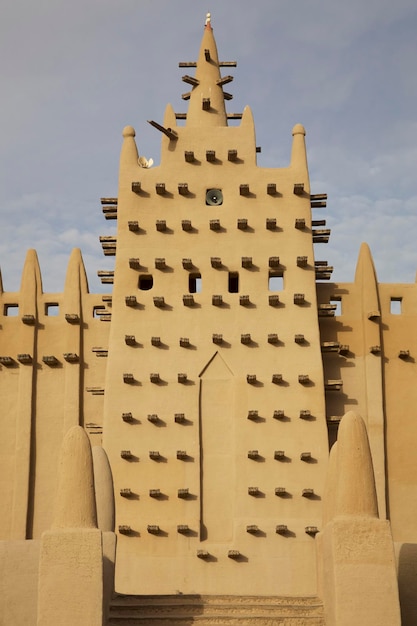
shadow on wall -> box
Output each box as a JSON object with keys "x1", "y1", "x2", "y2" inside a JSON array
[{"x1": 398, "y1": 543, "x2": 417, "y2": 626}]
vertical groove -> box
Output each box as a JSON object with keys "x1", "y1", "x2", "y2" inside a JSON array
[
  {"x1": 13, "y1": 250, "x2": 42, "y2": 539},
  {"x1": 25, "y1": 337, "x2": 37, "y2": 539},
  {"x1": 198, "y1": 378, "x2": 205, "y2": 541},
  {"x1": 199, "y1": 354, "x2": 233, "y2": 543}
]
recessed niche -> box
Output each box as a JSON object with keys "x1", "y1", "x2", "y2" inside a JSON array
[
  {"x1": 139, "y1": 275, "x2": 153, "y2": 290},
  {"x1": 228, "y1": 272, "x2": 239, "y2": 293}
]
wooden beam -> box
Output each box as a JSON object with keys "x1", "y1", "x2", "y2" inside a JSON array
[
  {"x1": 182, "y1": 75, "x2": 200, "y2": 86},
  {"x1": 147, "y1": 120, "x2": 178, "y2": 141},
  {"x1": 217, "y1": 75, "x2": 234, "y2": 86}
]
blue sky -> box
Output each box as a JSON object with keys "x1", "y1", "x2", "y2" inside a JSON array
[{"x1": 1, "y1": 0, "x2": 416, "y2": 292}]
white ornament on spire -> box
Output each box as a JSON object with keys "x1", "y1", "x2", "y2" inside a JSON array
[{"x1": 205, "y1": 12, "x2": 211, "y2": 26}]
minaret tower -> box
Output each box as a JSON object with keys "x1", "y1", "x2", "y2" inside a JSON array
[{"x1": 103, "y1": 14, "x2": 329, "y2": 596}]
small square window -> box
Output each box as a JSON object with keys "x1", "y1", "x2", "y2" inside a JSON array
[
  {"x1": 268, "y1": 271, "x2": 283, "y2": 291},
  {"x1": 45, "y1": 303, "x2": 59, "y2": 316},
  {"x1": 93, "y1": 306, "x2": 105, "y2": 318},
  {"x1": 4, "y1": 304, "x2": 19, "y2": 316},
  {"x1": 390, "y1": 298, "x2": 402, "y2": 315}
]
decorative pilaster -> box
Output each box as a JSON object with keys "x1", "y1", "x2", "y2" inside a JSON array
[
  {"x1": 12, "y1": 249, "x2": 42, "y2": 539},
  {"x1": 354, "y1": 242, "x2": 386, "y2": 516},
  {"x1": 37, "y1": 427, "x2": 104, "y2": 626},
  {"x1": 62, "y1": 248, "x2": 88, "y2": 434},
  {"x1": 318, "y1": 411, "x2": 401, "y2": 626}
]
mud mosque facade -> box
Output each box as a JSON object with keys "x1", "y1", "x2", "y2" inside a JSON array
[{"x1": 0, "y1": 14, "x2": 415, "y2": 626}]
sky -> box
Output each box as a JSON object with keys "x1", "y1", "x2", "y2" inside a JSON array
[{"x1": 1, "y1": 0, "x2": 417, "y2": 293}]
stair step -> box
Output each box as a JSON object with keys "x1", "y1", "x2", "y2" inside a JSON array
[{"x1": 108, "y1": 595, "x2": 325, "y2": 625}]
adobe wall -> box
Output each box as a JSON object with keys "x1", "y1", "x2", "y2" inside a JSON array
[
  {"x1": 102, "y1": 22, "x2": 329, "y2": 596},
  {"x1": 0, "y1": 539, "x2": 40, "y2": 626},
  {"x1": 318, "y1": 269, "x2": 417, "y2": 543},
  {"x1": 0, "y1": 251, "x2": 110, "y2": 540}
]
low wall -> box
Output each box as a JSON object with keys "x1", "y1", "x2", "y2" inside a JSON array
[{"x1": 0, "y1": 540, "x2": 40, "y2": 626}]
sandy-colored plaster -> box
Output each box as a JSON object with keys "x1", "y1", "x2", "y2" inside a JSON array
[
  {"x1": 0, "y1": 540, "x2": 40, "y2": 626},
  {"x1": 103, "y1": 22, "x2": 328, "y2": 596},
  {"x1": 0, "y1": 14, "x2": 414, "y2": 625}
]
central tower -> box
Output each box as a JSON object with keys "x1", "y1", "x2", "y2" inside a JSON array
[{"x1": 103, "y1": 14, "x2": 329, "y2": 596}]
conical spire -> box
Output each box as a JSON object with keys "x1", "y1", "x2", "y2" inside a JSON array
[
  {"x1": 119, "y1": 125, "x2": 139, "y2": 174},
  {"x1": 20, "y1": 249, "x2": 42, "y2": 319},
  {"x1": 354, "y1": 242, "x2": 381, "y2": 322},
  {"x1": 64, "y1": 248, "x2": 89, "y2": 302},
  {"x1": 52, "y1": 426, "x2": 97, "y2": 529},
  {"x1": 186, "y1": 14, "x2": 227, "y2": 127},
  {"x1": 354, "y1": 243, "x2": 381, "y2": 322},
  {"x1": 335, "y1": 411, "x2": 379, "y2": 518},
  {"x1": 354, "y1": 242, "x2": 378, "y2": 288}
]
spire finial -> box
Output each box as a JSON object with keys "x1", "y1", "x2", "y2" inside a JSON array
[{"x1": 186, "y1": 11, "x2": 226, "y2": 127}]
